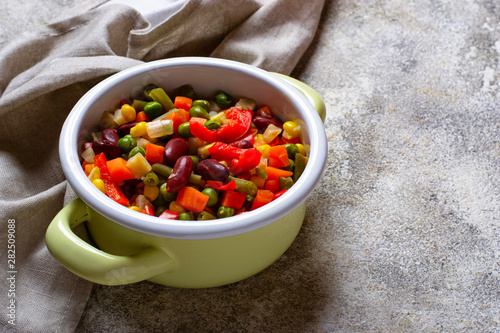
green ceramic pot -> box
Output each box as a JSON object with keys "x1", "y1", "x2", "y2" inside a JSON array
[{"x1": 46, "y1": 57, "x2": 327, "y2": 288}]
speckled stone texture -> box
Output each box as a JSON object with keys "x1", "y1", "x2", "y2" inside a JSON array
[{"x1": 2, "y1": 0, "x2": 498, "y2": 332}]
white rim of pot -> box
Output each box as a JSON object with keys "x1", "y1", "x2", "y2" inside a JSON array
[{"x1": 60, "y1": 57, "x2": 327, "y2": 240}]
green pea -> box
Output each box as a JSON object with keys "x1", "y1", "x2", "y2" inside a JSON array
[
  {"x1": 217, "y1": 206, "x2": 235, "y2": 218},
  {"x1": 173, "y1": 84, "x2": 195, "y2": 99},
  {"x1": 143, "y1": 101, "x2": 163, "y2": 119},
  {"x1": 143, "y1": 172, "x2": 159, "y2": 187},
  {"x1": 128, "y1": 146, "x2": 146, "y2": 158},
  {"x1": 192, "y1": 99, "x2": 210, "y2": 111},
  {"x1": 118, "y1": 135, "x2": 137, "y2": 153},
  {"x1": 189, "y1": 105, "x2": 210, "y2": 119},
  {"x1": 215, "y1": 91, "x2": 233, "y2": 109},
  {"x1": 284, "y1": 143, "x2": 300, "y2": 160},
  {"x1": 178, "y1": 122, "x2": 192, "y2": 138},
  {"x1": 202, "y1": 187, "x2": 218, "y2": 207},
  {"x1": 160, "y1": 183, "x2": 177, "y2": 202},
  {"x1": 204, "y1": 119, "x2": 222, "y2": 130},
  {"x1": 179, "y1": 212, "x2": 193, "y2": 220}
]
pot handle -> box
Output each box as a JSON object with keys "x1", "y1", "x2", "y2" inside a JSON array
[
  {"x1": 45, "y1": 198, "x2": 176, "y2": 285},
  {"x1": 272, "y1": 72, "x2": 326, "y2": 123}
]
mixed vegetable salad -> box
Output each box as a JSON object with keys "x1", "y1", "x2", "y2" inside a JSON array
[{"x1": 80, "y1": 84, "x2": 309, "y2": 220}]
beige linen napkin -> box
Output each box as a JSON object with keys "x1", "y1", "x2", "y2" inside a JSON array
[{"x1": 0, "y1": 0, "x2": 324, "y2": 332}]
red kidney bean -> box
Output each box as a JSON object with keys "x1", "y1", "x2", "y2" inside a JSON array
[
  {"x1": 197, "y1": 159, "x2": 229, "y2": 182},
  {"x1": 237, "y1": 140, "x2": 254, "y2": 149},
  {"x1": 252, "y1": 115, "x2": 283, "y2": 131},
  {"x1": 102, "y1": 128, "x2": 120, "y2": 144},
  {"x1": 116, "y1": 122, "x2": 139, "y2": 136},
  {"x1": 92, "y1": 140, "x2": 122, "y2": 160},
  {"x1": 163, "y1": 138, "x2": 188, "y2": 167},
  {"x1": 167, "y1": 156, "x2": 193, "y2": 193}
]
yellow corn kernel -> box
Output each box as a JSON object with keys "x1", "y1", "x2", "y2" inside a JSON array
[
  {"x1": 296, "y1": 143, "x2": 306, "y2": 155},
  {"x1": 256, "y1": 144, "x2": 271, "y2": 158},
  {"x1": 88, "y1": 166, "x2": 101, "y2": 182},
  {"x1": 130, "y1": 121, "x2": 147, "y2": 137},
  {"x1": 283, "y1": 121, "x2": 301, "y2": 138},
  {"x1": 129, "y1": 206, "x2": 140, "y2": 212},
  {"x1": 169, "y1": 201, "x2": 187, "y2": 213},
  {"x1": 92, "y1": 179, "x2": 106, "y2": 193},
  {"x1": 121, "y1": 104, "x2": 137, "y2": 122},
  {"x1": 143, "y1": 185, "x2": 159, "y2": 202},
  {"x1": 255, "y1": 134, "x2": 264, "y2": 142}
]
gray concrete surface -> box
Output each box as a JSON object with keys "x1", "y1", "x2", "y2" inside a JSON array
[{"x1": 2, "y1": 0, "x2": 498, "y2": 331}]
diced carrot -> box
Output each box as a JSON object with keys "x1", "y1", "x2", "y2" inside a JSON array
[
  {"x1": 174, "y1": 96, "x2": 193, "y2": 111},
  {"x1": 83, "y1": 162, "x2": 94, "y2": 176},
  {"x1": 221, "y1": 190, "x2": 247, "y2": 210},
  {"x1": 177, "y1": 108, "x2": 191, "y2": 124},
  {"x1": 145, "y1": 143, "x2": 165, "y2": 165},
  {"x1": 268, "y1": 145, "x2": 290, "y2": 168},
  {"x1": 135, "y1": 111, "x2": 150, "y2": 123},
  {"x1": 264, "y1": 166, "x2": 293, "y2": 180},
  {"x1": 176, "y1": 186, "x2": 209, "y2": 213},
  {"x1": 250, "y1": 190, "x2": 274, "y2": 211},
  {"x1": 264, "y1": 179, "x2": 281, "y2": 193},
  {"x1": 106, "y1": 157, "x2": 136, "y2": 183}
]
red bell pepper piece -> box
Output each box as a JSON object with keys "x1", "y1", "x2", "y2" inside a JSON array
[
  {"x1": 264, "y1": 179, "x2": 281, "y2": 193},
  {"x1": 273, "y1": 189, "x2": 288, "y2": 200},
  {"x1": 281, "y1": 136, "x2": 301, "y2": 144},
  {"x1": 159, "y1": 210, "x2": 180, "y2": 220},
  {"x1": 93, "y1": 153, "x2": 128, "y2": 206},
  {"x1": 208, "y1": 142, "x2": 247, "y2": 161},
  {"x1": 189, "y1": 108, "x2": 253, "y2": 143},
  {"x1": 205, "y1": 180, "x2": 236, "y2": 191},
  {"x1": 135, "y1": 111, "x2": 150, "y2": 123},
  {"x1": 229, "y1": 148, "x2": 261, "y2": 175},
  {"x1": 221, "y1": 190, "x2": 247, "y2": 210},
  {"x1": 228, "y1": 128, "x2": 258, "y2": 147},
  {"x1": 141, "y1": 205, "x2": 155, "y2": 216}
]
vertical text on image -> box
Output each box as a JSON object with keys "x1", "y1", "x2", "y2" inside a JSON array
[{"x1": 7, "y1": 218, "x2": 17, "y2": 326}]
